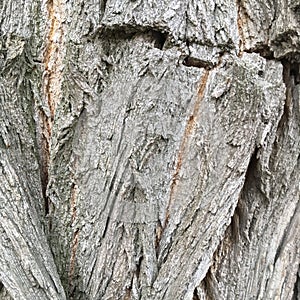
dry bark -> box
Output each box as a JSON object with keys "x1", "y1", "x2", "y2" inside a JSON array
[{"x1": 0, "y1": 0, "x2": 299, "y2": 299}]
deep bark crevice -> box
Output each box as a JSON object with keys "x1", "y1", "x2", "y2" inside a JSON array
[
  {"x1": 199, "y1": 146, "x2": 260, "y2": 298},
  {"x1": 95, "y1": 25, "x2": 169, "y2": 48},
  {"x1": 152, "y1": 30, "x2": 168, "y2": 50},
  {"x1": 200, "y1": 269, "x2": 217, "y2": 300},
  {"x1": 283, "y1": 60, "x2": 300, "y2": 87},
  {"x1": 135, "y1": 255, "x2": 143, "y2": 281},
  {"x1": 182, "y1": 56, "x2": 214, "y2": 69},
  {"x1": 101, "y1": 0, "x2": 107, "y2": 15},
  {"x1": 38, "y1": 109, "x2": 51, "y2": 216},
  {"x1": 244, "y1": 47, "x2": 275, "y2": 60},
  {"x1": 228, "y1": 145, "x2": 260, "y2": 244},
  {"x1": 192, "y1": 289, "x2": 200, "y2": 300},
  {"x1": 277, "y1": 60, "x2": 299, "y2": 131}
]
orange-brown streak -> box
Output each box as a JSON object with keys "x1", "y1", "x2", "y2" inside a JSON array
[
  {"x1": 164, "y1": 69, "x2": 210, "y2": 227},
  {"x1": 39, "y1": 0, "x2": 64, "y2": 216},
  {"x1": 43, "y1": 0, "x2": 64, "y2": 124},
  {"x1": 236, "y1": 0, "x2": 246, "y2": 56}
]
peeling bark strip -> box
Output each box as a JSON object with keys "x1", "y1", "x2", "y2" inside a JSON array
[
  {"x1": 164, "y1": 70, "x2": 210, "y2": 227},
  {"x1": 39, "y1": 0, "x2": 65, "y2": 214}
]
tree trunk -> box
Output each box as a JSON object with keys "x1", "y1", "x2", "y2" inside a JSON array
[{"x1": 0, "y1": 0, "x2": 299, "y2": 299}]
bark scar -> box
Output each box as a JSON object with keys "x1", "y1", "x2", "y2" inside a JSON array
[
  {"x1": 39, "y1": 0, "x2": 64, "y2": 215},
  {"x1": 163, "y1": 69, "x2": 210, "y2": 228}
]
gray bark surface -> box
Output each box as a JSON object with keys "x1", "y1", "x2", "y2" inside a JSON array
[{"x1": 0, "y1": 0, "x2": 299, "y2": 299}]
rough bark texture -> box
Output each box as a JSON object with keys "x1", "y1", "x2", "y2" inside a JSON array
[{"x1": 0, "y1": 0, "x2": 299, "y2": 299}]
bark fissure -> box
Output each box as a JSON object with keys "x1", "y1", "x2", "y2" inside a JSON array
[
  {"x1": 70, "y1": 183, "x2": 78, "y2": 224},
  {"x1": 199, "y1": 145, "x2": 260, "y2": 296},
  {"x1": 281, "y1": 61, "x2": 299, "y2": 125},
  {"x1": 245, "y1": 48, "x2": 275, "y2": 60},
  {"x1": 183, "y1": 56, "x2": 214, "y2": 69},
  {"x1": 192, "y1": 289, "x2": 200, "y2": 300},
  {"x1": 68, "y1": 183, "x2": 79, "y2": 296}
]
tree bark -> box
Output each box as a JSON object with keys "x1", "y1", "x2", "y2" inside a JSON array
[{"x1": 0, "y1": 0, "x2": 299, "y2": 299}]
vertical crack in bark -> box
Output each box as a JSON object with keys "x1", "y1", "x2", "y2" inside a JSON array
[
  {"x1": 68, "y1": 229, "x2": 79, "y2": 299},
  {"x1": 39, "y1": 0, "x2": 65, "y2": 215},
  {"x1": 282, "y1": 61, "x2": 293, "y2": 119},
  {"x1": 155, "y1": 221, "x2": 163, "y2": 255},
  {"x1": 277, "y1": 60, "x2": 299, "y2": 144},
  {"x1": 101, "y1": 0, "x2": 108, "y2": 15},
  {"x1": 192, "y1": 289, "x2": 200, "y2": 300},
  {"x1": 70, "y1": 183, "x2": 78, "y2": 224},
  {"x1": 163, "y1": 70, "x2": 210, "y2": 229},
  {"x1": 68, "y1": 181, "x2": 79, "y2": 296},
  {"x1": 274, "y1": 59, "x2": 300, "y2": 265}
]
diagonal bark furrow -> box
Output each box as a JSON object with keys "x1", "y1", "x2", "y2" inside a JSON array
[{"x1": 274, "y1": 196, "x2": 300, "y2": 264}]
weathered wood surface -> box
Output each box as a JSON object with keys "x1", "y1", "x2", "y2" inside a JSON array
[{"x1": 0, "y1": 0, "x2": 299, "y2": 299}]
